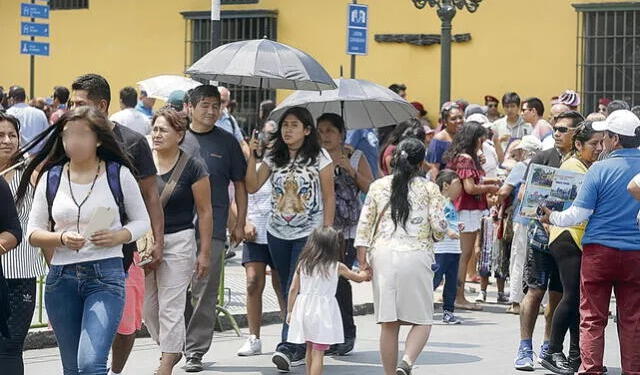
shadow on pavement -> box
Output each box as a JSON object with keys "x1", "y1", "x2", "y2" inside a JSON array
[
  {"x1": 331, "y1": 350, "x2": 482, "y2": 366},
  {"x1": 189, "y1": 364, "x2": 380, "y2": 374}
]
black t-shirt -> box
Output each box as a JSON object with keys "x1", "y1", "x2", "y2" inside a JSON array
[
  {"x1": 181, "y1": 126, "x2": 247, "y2": 240},
  {"x1": 113, "y1": 122, "x2": 157, "y2": 179},
  {"x1": 157, "y1": 152, "x2": 209, "y2": 234},
  {"x1": 525, "y1": 147, "x2": 564, "y2": 178},
  {"x1": 0, "y1": 178, "x2": 22, "y2": 244}
]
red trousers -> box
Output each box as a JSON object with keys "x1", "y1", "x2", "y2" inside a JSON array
[{"x1": 579, "y1": 244, "x2": 640, "y2": 375}]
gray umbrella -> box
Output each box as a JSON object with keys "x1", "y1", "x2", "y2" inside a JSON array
[
  {"x1": 185, "y1": 39, "x2": 337, "y2": 91},
  {"x1": 269, "y1": 78, "x2": 419, "y2": 129}
]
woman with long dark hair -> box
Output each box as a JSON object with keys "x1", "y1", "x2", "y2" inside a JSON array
[
  {"x1": 245, "y1": 106, "x2": 335, "y2": 372},
  {"x1": 378, "y1": 121, "x2": 426, "y2": 176},
  {"x1": 426, "y1": 102, "x2": 464, "y2": 179},
  {"x1": 538, "y1": 122, "x2": 604, "y2": 374},
  {"x1": 443, "y1": 122, "x2": 500, "y2": 310},
  {"x1": 20, "y1": 106, "x2": 150, "y2": 374},
  {"x1": 0, "y1": 113, "x2": 47, "y2": 375},
  {"x1": 355, "y1": 137, "x2": 447, "y2": 375}
]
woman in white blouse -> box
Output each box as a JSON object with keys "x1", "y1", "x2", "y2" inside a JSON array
[{"x1": 17, "y1": 106, "x2": 150, "y2": 375}]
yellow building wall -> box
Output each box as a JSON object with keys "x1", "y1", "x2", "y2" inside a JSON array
[{"x1": 0, "y1": 0, "x2": 627, "y2": 120}]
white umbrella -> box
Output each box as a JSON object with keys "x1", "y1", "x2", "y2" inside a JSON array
[
  {"x1": 269, "y1": 78, "x2": 419, "y2": 129},
  {"x1": 185, "y1": 39, "x2": 336, "y2": 91},
  {"x1": 137, "y1": 75, "x2": 202, "y2": 100}
]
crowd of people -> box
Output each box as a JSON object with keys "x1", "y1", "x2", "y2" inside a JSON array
[{"x1": 0, "y1": 76, "x2": 639, "y2": 375}]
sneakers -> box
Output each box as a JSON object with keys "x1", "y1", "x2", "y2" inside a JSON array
[
  {"x1": 237, "y1": 335, "x2": 262, "y2": 356},
  {"x1": 442, "y1": 310, "x2": 462, "y2": 325},
  {"x1": 514, "y1": 348, "x2": 535, "y2": 371},
  {"x1": 185, "y1": 357, "x2": 203, "y2": 373},
  {"x1": 396, "y1": 359, "x2": 412, "y2": 375},
  {"x1": 475, "y1": 290, "x2": 487, "y2": 303},
  {"x1": 539, "y1": 342, "x2": 550, "y2": 361},
  {"x1": 497, "y1": 292, "x2": 509, "y2": 304},
  {"x1": 539, "y1": 352, "x2": 574, "y2": 375},
  {"x1": 327, "y1": 336, "x2": 355, "y2": 356},
  {"x1": 272, "y1": 347, "x2": 305, "y2": 373}
]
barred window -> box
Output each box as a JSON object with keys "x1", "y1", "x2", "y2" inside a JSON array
[
  {"x1": 575, "y1": 3, "x2": 640, "y2": 112},
  {"x1": 183, "y1": 10, "x2": 277, "y2": 135},
  {"x1": 50, "y1": 0, "x2": 89, "y2": 10}
]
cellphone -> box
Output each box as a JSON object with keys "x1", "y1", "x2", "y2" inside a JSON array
[{"x1": 253, "y1": 129, "x2": 260, "y2": 139}]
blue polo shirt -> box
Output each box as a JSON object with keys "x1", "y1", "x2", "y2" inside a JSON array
[
  {"x1": 573, "y1": 148, "x2": 640, "y2": 250},
  {"x1": 346, "y1": 128, "x2": 379, "y2": 177}
]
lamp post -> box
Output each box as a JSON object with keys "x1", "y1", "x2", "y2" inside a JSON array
[{"x1": 411, "y1": 0, "x2": 481, "y2": 106}]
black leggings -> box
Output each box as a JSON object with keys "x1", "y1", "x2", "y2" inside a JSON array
[
  {"x1": 335, "y1": 239, "x2": 357, "y2": 339},
  {"x1": 0, "y1": 277, "x2": 37, "y2": 375},
  {"x1": 548, "y1": 231, "x2": 581, "y2": 356}
]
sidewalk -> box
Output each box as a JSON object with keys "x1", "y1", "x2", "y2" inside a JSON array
[{"x1": 24, "y1": 246, "x2": 375, "y2": 350}]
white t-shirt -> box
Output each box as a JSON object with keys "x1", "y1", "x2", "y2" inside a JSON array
[
  {"x1": 482, "y1": 141, "x2": 499, "y2": 178},
  {"x1": 264, "y1": 149, "x2": 332, "y2": 240},
  {"x1": 27, "y1": 165, "x2": 150, "y2": 265},
  {"x1": 110, "y1": 108, "x2": 151, "y2": 136},
  {"x1": 246, "y1": 165, "x2": 272, "y2": 245}
]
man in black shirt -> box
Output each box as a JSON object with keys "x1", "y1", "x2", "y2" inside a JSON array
[
  {"x1": 69, "y1": 74, "x2": 164, "y2": 375},
  {"x1": 514, "y1": 110, "x2": 584, "y2": 372},
  {"x1": 181, "y1": 85, "x2": 248, "y2": 372}
]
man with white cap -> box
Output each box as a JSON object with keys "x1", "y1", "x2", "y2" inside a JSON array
[{"x1": 541, "y1": 109, "x2": 640, "y2": 375}]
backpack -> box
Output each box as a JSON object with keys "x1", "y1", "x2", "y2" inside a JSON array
[
  {"x1": 333, "y1": 151, "x2": 362, "y2": 232},
  {"x1": 46, "y1": 161, "x2": 137, "y2": 271}
]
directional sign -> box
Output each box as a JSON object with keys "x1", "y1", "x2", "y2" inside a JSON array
[
  {"x1": 347, "y1": 3, "x2": 368, "y2": 56},
  {"x1": 20, "y1": 40, "x2": 50, "y2": 56},
  {"x1": 21, "y1": 21, "x2": 49, "y2": 37},
  {"x1": 21, "y1": 3, "x2": 49, "y2": 19}
]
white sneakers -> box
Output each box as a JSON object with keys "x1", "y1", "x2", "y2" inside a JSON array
[{"x1": 237, "y1": 335, "x2": 262, "y2": 356}]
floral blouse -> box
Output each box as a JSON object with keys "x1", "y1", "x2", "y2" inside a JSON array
[{"x1": 354, "y1": 175, "x2": 447, "y2": 253}]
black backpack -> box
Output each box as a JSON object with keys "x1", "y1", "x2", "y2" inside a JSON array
[{"x1": 46, "y1": 161, "x2": 136, "y2": 271}]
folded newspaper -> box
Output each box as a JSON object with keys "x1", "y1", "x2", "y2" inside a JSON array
[{"x1": 518, "y1": 164, "x2": 585, "y2": 219}]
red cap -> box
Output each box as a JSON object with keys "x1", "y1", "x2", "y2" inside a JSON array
[
  {"x1": 411, "y1": 101, "x2": 427, "y2": 117},
  {"x1": 598, "y1": 97, "x2": 611, "y2": 106}
]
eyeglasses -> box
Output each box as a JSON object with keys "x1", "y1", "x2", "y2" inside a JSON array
[{"x1": 553, "y1": 126, "x2": 571, "y2": 133}]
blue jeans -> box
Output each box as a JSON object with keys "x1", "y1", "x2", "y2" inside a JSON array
[
  {"x1": 267, "y1": 233, "x2": 307, "y2": 357},
  {"x1": 45, "y1": 258, "x2": 125, "y2": 375},
  {"x1": 433, "y1": 253, "x2": 460, "y2": 313}
]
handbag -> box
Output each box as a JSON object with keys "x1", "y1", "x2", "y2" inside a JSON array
[{"x1": 136, "y1": 152, "x2": 190, "y2": 266}]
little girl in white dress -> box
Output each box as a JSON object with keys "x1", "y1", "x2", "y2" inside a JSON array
[{"x1": 286, "y1": 227, "x2": 370, "y2": 375}]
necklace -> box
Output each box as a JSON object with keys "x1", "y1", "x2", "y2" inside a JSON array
[{"x1": 67, "y1": 161, "x2": 101, "y2": 234}]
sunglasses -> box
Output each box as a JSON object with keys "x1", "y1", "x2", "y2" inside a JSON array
[{"x1": 553, "y1": 126, "x2": 571, "y2": 133}]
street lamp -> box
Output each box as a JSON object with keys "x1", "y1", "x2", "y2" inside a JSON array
[{"x1": 411, "y1": 0, "x2": 481, "y2": 106}]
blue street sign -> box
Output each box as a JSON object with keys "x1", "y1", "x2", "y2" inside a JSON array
[
  {"x1": 347, "y1": 3, "x2": 368, "y2": 56},
  {"x1": 21, "y1": 3, "x2": 49, "y2": 19},
  {"x1": 20, "y1": 40, "x2": 50, "y2": 56},
  {"x1": 21, "y1": 21, "x2": 49, "y2": 37}
]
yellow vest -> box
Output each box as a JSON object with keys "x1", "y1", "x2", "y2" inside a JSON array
[{"x1": 548, "y1": 157, "x2": 588, "y2": 249}]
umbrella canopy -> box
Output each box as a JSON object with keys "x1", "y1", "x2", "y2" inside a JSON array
[
  {"x1": 269, "y1": 78, "x2": 418, "y2": 129},
  {"x1": 137, "y1": 75, "x2": 202, "y2": 100},
  {"x1": 185, "y1": 39, "x2": 336, "y2": 91}
]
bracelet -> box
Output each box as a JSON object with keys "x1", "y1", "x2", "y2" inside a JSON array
[
  {"x1": 60, "y1": 231, "x2": 67, "y2": 247},
  {"x1": 0, "y1": 243, "x2": 7, "y2": 254}
]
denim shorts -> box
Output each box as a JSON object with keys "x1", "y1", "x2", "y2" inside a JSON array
[{"x1": 242, "y1": 242, "x2": 274, "y2": 268}]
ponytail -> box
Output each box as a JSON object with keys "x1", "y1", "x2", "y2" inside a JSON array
[{"x1": 390, "y1": 138, "x2": 425, "y2": 230}]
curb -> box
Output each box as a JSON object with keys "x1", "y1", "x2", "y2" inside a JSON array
[{"x1": 24, "y1": 302, "x2": 376, "y2": 351}]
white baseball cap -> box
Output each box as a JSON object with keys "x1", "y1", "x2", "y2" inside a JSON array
[
  {"x1": 593, "y1": 109, "x2": 640, "y2": 136},
  {"x1": 513, "y1": 135, "x2": 542, "y2": 152},
  {"x1": 466, "y1": 113, "x2": 491, "y2": 128}
]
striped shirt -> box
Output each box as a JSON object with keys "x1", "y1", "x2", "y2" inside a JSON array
[
  {"x1": 434, "y1": 200, "x2": 461, "y2": 254},
  {"x1": 1, "y1": 167, "x2": 47, "y2": 279}
]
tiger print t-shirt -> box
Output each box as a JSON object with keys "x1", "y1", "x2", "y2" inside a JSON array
[{"x1": 264, "y1": 149, "x2": 332, "y2": 240}]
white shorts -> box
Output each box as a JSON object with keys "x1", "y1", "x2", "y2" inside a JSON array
[{"x1": 458, "y1": 210, "x2": 485, "y2": 233}]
